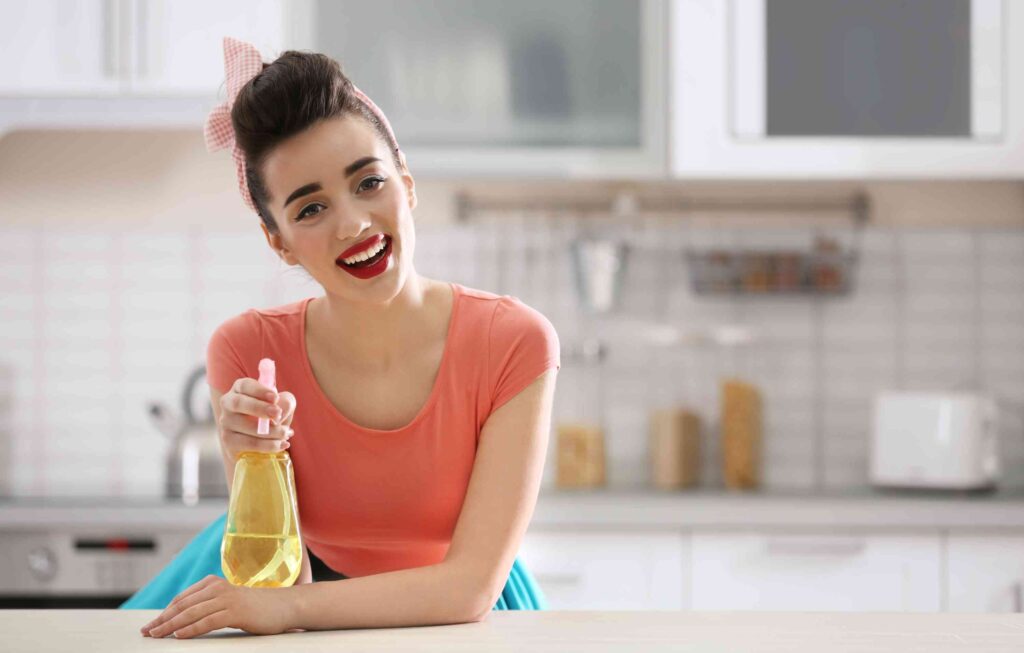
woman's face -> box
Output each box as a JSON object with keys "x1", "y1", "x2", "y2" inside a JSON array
[{"x1": 260, "y1": 115, "x2": 416, "y2": 305}]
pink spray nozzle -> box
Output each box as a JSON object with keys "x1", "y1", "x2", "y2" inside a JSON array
[
  {"x1": 258, "y1": 358, "x2": 276, "y2": 389},
  {"x1": 257, "y1": 358, "x2": 276, "y2": 436}
]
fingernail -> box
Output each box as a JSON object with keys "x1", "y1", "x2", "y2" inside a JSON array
[
  {"x1": 266, "y1": 392, "x2": 277, "y2": 401},
  {"x1": 286, "y1": 428, "x2": 294, "y2": 439}
]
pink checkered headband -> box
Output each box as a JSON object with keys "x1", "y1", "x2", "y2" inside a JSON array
[{"x1": 203, "y1": 36, "x2": 404, "y2": 214}]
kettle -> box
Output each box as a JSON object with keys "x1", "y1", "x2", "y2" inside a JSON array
[{"x1": 148, "y1": 365, "x2": 229, "y2": 505}]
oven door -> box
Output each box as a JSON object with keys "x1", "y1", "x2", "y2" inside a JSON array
[{"x1": 0, "y1": 530, "x2": 192, "y2": 609}]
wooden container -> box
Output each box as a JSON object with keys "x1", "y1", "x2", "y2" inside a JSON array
[
  {"x1": 556, "y1": 422, "x2": 606, "y2": 488},
  {"x1": 720, "y1": 379, "x2": 762, "y2": 490},
  {"x1": 649, "y1": 408, "x2": 702, "y2": 489}
]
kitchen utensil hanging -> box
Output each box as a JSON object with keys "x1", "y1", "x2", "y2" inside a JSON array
[{"x1": 456, "y1": 190, "x2": 871, "y2": 299}]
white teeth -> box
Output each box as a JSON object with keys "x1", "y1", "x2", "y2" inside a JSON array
[{"x1": 342, "y1": 238, "x2": 386, "y2": 265}]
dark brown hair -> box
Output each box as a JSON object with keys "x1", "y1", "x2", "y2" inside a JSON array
[{"x1": 230, "y1": 50, "x2": 402, "y2": 232}]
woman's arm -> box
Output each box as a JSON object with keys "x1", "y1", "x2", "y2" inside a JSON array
[{"x1": 286, "y1": 368, "x2": 557, "y2": 629}]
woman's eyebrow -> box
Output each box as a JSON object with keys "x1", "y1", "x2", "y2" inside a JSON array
[
  {"x1": 281, "y1": 156, "x2": 383, "y2": 209},
  {"x1": 344, "y1": 156, "x2": 381, "y2": 178},
  {"x1": 283, "y1": 182, "x2": 322, "y2": 209}
]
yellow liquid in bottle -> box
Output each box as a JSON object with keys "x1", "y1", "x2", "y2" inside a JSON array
[
  {"x1": 222, "y1": 451, "x2": 302, "y2": 588},
  {"x1": 222, "y1": 533, "x2": 302, "y2": 587}
]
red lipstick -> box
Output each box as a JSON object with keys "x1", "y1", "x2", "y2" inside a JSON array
[
  {"x1": 336, "y1": 235, "x2": 392, "y2": 280},
  {"x1": 339, "y1": 234, "x2": 385, "y2": 259}
]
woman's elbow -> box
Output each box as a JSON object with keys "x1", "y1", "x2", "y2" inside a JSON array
[
  {"x1": 461, "y1": 593, "x2": 496, "y2": 623},
  {"x1": 450, "y1": 569, "x2": 504, "y2": 623}
]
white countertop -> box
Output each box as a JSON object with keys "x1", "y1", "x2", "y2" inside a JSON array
[
  {"x1": 2, "y1": 488, "x2": 1024, "y2": 532},
  {"x1": 529, "y1": 488, "x2": 1024, "y2": 532},
  {"x1": 6, "y1": 610, "x2": 1024, "y2": 652}
]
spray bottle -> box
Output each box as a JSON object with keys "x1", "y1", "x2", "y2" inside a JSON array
[{"x1": 221, "y1": 358, "x2": 302, "y2": 587}]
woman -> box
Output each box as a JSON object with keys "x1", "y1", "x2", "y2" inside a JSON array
[{"x1": 133, "y1": 38, "x2": 559, "y2": 638}]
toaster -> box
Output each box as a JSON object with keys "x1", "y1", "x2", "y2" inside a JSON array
[{"x1": 870, "y1": 392, "x2": 999, "y2": 490}]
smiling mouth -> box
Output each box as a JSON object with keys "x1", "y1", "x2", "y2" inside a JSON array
[{"x1": 336, "y1": 236, "x2": 391, "y2": 269}]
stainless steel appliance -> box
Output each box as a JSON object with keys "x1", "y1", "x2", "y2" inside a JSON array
[
  {"x1": 148, "y1": 365, "x2": 228, "y2": 505},
  {"x1": 0, "y1": 498, "x2": 225, "y2": 608}
]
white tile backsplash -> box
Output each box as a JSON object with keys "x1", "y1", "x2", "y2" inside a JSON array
[{"x1": 2, "y1": 222, "x2": 1024, "y2": 495}]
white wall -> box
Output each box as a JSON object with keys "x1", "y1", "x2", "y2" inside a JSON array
[{"x1": 2, "y1": 129, "x2": 1024, "y2": 497}]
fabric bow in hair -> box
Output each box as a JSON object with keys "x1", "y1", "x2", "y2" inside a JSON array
[
  {"x1": 204, "y1": 37, "x2": 406, "y2": 215},
  {"x1": 204, "y1": 37, "x2": 264, "y2": 212}
]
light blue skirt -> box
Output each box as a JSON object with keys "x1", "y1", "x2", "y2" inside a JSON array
[{"x1": 120, "y1": 512, "x2": 547, "y2": 611}]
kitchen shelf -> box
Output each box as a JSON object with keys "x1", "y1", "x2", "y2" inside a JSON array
[{"x1": 686, "y1": 239, "x2": 857, "y2": 297}]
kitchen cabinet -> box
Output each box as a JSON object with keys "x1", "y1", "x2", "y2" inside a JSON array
[
  {"x1": 2, "y1": 0, "x2": 667, "y2": 179},
  {"x1": 0, "y1": 0, "x2": 121, "y2": 95},
  {"x1": 0, "y1": 0, "x2": 284, "y2": 96},
  {"x1": 127, "y1": 0, "x2": 284, "y2": 96},
  {"x1": 947, "y1": 535, "x2": 1024, "y2": 612},
  {"x1": 519, "y1": 530, "x2": 687, "y2": 610},
  {"x1": 689, "y1": 530, "x2": 942, "y2": 611},
  {"x1": 284, "y1": 0, "x2": 669, "y2": 178},
  {"x1": 0, "y1": 0, "x2": 284, "y2": 132},
  {"x1": 671, "y1": 0, "x2": 1024, "y2": 178}
]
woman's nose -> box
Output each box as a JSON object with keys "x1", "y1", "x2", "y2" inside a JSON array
[{"x1": 334, "y1": 209, "x2": 372, "y2": 242}]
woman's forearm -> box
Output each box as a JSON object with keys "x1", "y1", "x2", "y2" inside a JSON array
[{"x1": 285, "y1": 561, "x2": 493, "y2": 630}]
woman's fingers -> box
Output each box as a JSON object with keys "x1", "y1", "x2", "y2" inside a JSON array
[
  {"x1": 220, "y1": 413, "x2": 292, "y2": 440},
  {"x1": 233, "y1": 377, "x2": 278, "y2": 402},
  {"x1": 148, "y1": 601, "x2": 227, "y2": 639},
  {"x1": 276, "y1": 391, "x2": 297, "y2": 426},
  {"x1": 221, "y1": 390, "x2": 280, "y2": 422},
  {"x1": 166, "y1": 609, "x2": 231, "y2": 639},
  {"x1": 141, "y1": 575, "x2": 220, "y2": 635},
  {"x1": 141, "y1": 582, "x2": 221, "y2": 636},
  {"x1": 223, "y1": 430, "x2": 291, "y2": 455}
]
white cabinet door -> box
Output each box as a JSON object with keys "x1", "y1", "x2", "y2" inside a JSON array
[
  {"x1": 690, "y1": 531, "x2": 942, "y2": 612},
  {"x1": 519, "y1": 530, "x2": 687, "y2": 610},
  {"x1": 0, "y1": 0, "x2": 122, "y2": 95},
  {"x1": 947, "y1": 535, "x2": 1024, "y2": 612},
  {"x1": 129, "y1": 0, "x2": 284, "y2": 96},
  {"x1": 671, "y1": 0, "x2": 1024, "y2": 178}
]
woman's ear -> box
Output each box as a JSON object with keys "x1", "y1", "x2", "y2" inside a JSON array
[
  {"x1": 400, "y1": 156, "x2": 417, "y2": 211},
  {"x1": 260, "y1": 223, "x2": 300, "y2": 266}
]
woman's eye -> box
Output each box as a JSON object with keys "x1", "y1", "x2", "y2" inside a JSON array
[
  {"x1": 359, "y1": 176, "x2": 386, "y2": 193},
  {"x1": 296, "y1": 203, "x2": 325, "y2": 221}
]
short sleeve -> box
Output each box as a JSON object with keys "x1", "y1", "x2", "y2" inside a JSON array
[
  {"x1": 205, "y1": 312, "x2": 259, "y2": 395},
  {"x1": 488, "y1": 297, "x2": 561, "y2": 413}
]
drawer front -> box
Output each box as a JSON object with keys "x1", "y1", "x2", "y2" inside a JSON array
[
  {"x1": 947, "y1": 535, "x2": 1024, "y2": 612},
  {"x1": 691, "y1": 531, "x2": 941, "y2": 612},
  {"x1": 519, "y1": 531, "x2": 686, "y2": 610}
]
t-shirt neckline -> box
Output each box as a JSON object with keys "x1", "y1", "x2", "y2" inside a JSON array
[{"x1": 299, "y1": 282, "x2": 462, "y2": 434}]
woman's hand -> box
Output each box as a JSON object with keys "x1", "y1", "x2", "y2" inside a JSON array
[
  {"x1": 140, "y1": 575, "x2": 297, "y2": 639},
  {"x1": 217, "y1": 377, "x2": 297, "y2": 461}
]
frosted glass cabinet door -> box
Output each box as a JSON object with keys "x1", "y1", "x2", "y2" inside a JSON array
[
  {"x1": 0, "y1": 0, "x2": 122, "y2": 95},
  {"x1": 286, "y1": 0, "x2": 668, "y2": 177},
  {"x1": 672, "y1": 0, "x2": 1024, "y2": 178},
  {"x1": 733, "y1": 0, "x2": 1002, "y2": 140}
]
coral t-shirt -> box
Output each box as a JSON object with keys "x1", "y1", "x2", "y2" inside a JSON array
[{"x1": 205, "y1": 282, "x2": 560, "y2": 578}]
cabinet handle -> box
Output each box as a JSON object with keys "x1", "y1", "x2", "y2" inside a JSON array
[
  {"x1": 764, "y1": 537, "x2": 866, "y2": 557},
  {"x1": 1014, "y1": 582, "x2": 1023, "y2": 613},
  {"x1": 534, "y1": 572, "x2": 583, "y2": 586},
  {"x1": 102, "y1": 0, "x2": 118, "y2": 79},
  {"x1": 134, "y1": 0, "x2": 148, "y2": 79}
]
